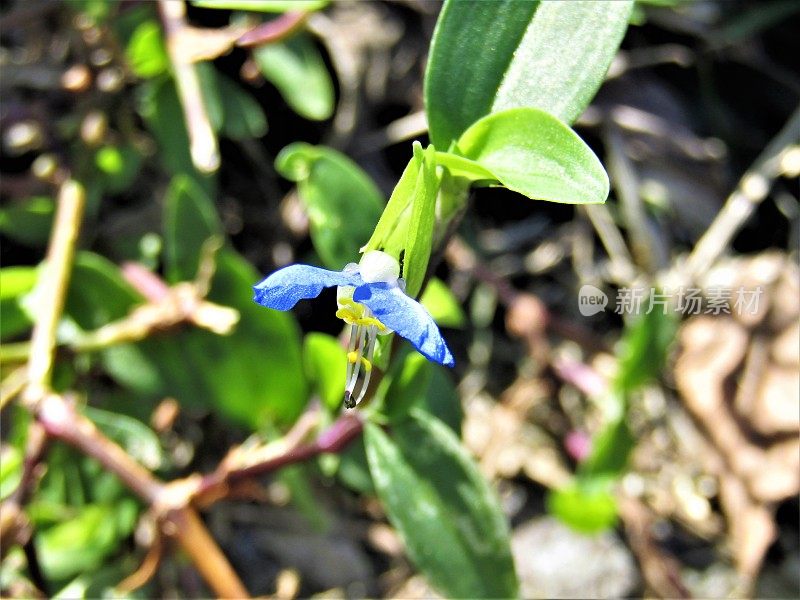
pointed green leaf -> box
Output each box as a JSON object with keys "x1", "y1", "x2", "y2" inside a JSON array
[
  {"x1": 137, "y1": 78, "x2": 211, "y2": 186},
  {"x1": 66, "y1": 253, "x2": 142, "y2": 331},
  {"x1": 276, "y1": 143, "x2": 383, "y2": 269},
  {"x1": 381, "y1": 351, "x2": 432, "y2": 422},
  {"x1": 198, "y1": 64, "x2": 268, "y2": 139},
  {"x1": 163, "y1": 174, "x2": 223, "y2": 283},
  {"x1": 424, "y1": 366, "x2": 462, "y2": 435},
  {"x1": 362, "y1": 143, "x2": 440, "y2": 297},
  {"x1": 580, "y1": 415, "x2": 635, "y2": 479},
  {"x1": 37, "y1": 502, "x2": 138, "y2": 581},
  {"x1": 362, "y1": 143, "x2": 423, "y2": 255},
  {"x1": 613, "y1": 301, "x2": 679, "y2": 393},
  {"x1": 433, "y1": 151, "x2": 496, "y2": 182},
  {"x1": 425, "y1": 0, "x2": 632, "y2": 148},
  {"x1": 402, "y1": 144, "x2": 440, "y2": 297},
  {"x1": 62, "y1": 183, "x2": 307, "y2": 429},
  {"x1": 365, "y1": 410, "x2": 518, "y2": 599},
  {"x1": 454, "y1": 108, "x2": 609, "y2": 204},
  {"x1": 82, "y1": 406, "x2": 163, "y2": 471},
  {"x1": 255, "y1": 33, "x2": 334, "y2": 121}
]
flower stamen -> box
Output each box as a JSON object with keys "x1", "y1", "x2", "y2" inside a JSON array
[{"x1": 342, "y1": 301, "x2": 382, "y2": 408}]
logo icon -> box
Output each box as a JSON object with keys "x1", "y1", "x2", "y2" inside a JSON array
[{"x1": 578, "y1": 284, "x2": 608, "y2": 316}]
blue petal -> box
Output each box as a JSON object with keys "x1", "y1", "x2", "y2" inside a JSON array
[
  {"x1": 253, "y1": 264, "x2": 362, "y2": 310},
  {"x1": 353, "y1": 283, "x2": 455, "y2": 367}
]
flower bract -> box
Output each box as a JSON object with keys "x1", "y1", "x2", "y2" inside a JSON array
[{"x1": 253, "y1": 251, "x2": 454, "y2": 408}]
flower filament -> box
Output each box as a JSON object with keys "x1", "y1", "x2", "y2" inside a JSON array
[{"x1": 337, "y1": 295, "x2": 386, "y2": 408}]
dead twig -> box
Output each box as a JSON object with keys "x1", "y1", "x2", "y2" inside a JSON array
[
  {"x1": 195, "y1": 411, "x2": 364, "y2": 504},
  {"x1": 604, "y1": 117, "x2": 669, "y2": 274},
  {"x1": 618, "y1": 495, "x2": 692, "y2": 599},
  {"x1": 158, "y1": 0, "x2": 219, "y2": 173},
  {"x1": 683, "y1": 105, "x2": 800, "y2": 281}
]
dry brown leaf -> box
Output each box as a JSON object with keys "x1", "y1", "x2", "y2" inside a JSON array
[
  {"x1": 751, "y1": 364, "x2": 800, "y2": 435},
  {"x1": 674, "y1": 253, "x2": 800, "y2": 582},
  {"x1": 462, "y1": 388, "x2": 571, "y2": 489}
]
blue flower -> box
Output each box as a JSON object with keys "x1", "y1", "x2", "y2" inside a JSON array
[{"x1": 253, "y1": 250, "x2": 454, "y2": 407}]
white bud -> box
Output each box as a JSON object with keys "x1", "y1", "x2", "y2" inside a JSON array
[{"x1": 359, "y1": 250, "x2": 400, "y2": 284}]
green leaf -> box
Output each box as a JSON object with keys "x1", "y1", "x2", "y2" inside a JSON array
[
  {"x1": 52, "y1": 561, "x2": 145, "y2": 600},
  {"x1": 0, "y1": 196, "x2": 54, "y2": 247},
  {"x1": 547, "y1": 480, "x2": 618, "y2": 534},
  {"x1": 336, "y1": 436, "x2": 374, "y2": 494},
  {"x1": 0, "y1": 267, "x2": 38, "y2": 339},
  {"x1": 454, "y1": 108, "x2": 609, "y2": 204},
  {"x1": 365, "y1": 410, "x2": 518, "y2": 599},
  {"x1": 137, "y1": 78, "x2": 197, "y2": 179},
  {"x1": 70, "y1": 0, "x2": 114, "y2": 21},
  {"x1": 202, "y1": 250, "x2": 309, "y2": 425},
  {"x1": 65, "y1": 253, "x2": 142, "y2": 331},
  {"x1": 135, "y1": 79, "x2": 182, "y2": 168},
  {"x1": 254, "y1": 33, "x2": 334, "y2": 121},
  {"x1": 0, "y1": 445, "x2": 22, "y2": 500},
  {"x1": 161, "y1": 176, "x2": 307, "y2": 424},
  {"x1": 192, "y1": 0, "x2": 328, "y2": 12},
  {"x1": 422, "y1": 366, "x2": 462, "y2": 435},
  {"x1": 549, "y1": 296, "x2": 678, "y2": 534},
  {"x1": 113, "y1": 251, "x2": 309, "y2": 427},
  {"x1": 337, "y1": 361, "x2": 461, "y2": 495},
  {"x1": 378, "y1": 348, "x2": 462, "y2": 430},
  {"x1": 382, "y1": 351, "x2": 433, "y2": 422},
  {"x1": 125, "y1": 20, "x2": 168, "y2": 78},
  {"x1": 198, "y1": 64, "x2": 268, "y2": 139},
  {"x1": 280, "y1": 464, "x2": 331, "y2": 532},
  {"x1": 95, "y1": 146, "x2": 125, "y2": 175},
  {"x1": 433, "y1": 151, "x2": 496, "y2": 182},
  {"x1": 425, "y1": 0, "x2": 633, "y2": 149},
  {"x1": 160, "y1": 178, "x2": 307, "y2": 425},
  {"x1": 362, "y1": 142, "x2": 440, "y2": 297},
  {"x1": 37, "y1": 502, "x2": 138, "y2": 581},
  {"x1": 82, "y1": 249, "x2": 308, "y2": 428},
  {"x1": 64, "y1": 254, "x2": 306, "y2": 428},
  {"x1": 420, "y1": 277, "x2": 466, "y2": 328},
  {"x1": 362, "y1": 144, "x2": 423, "y2": 255},
  {"x1": 217, "y1": 72, "x2": 269, "y2": 139},
  {"x1": 99, "y1": 345, "x2": 164, "y2": 398},
  {"x1": 304, "y1": 333, "x2": 346, "y2": 411},
  {"x1": 82, "y1": 407, "x2": 163, "y2": 470},
  {"x1": 580, "y1": 415, "x2": 635, "y2": 479},
  {"x1": 613, "y1": 301, "x2": 678, "y2": 393},
  {"x1": 163, "y1": 174, "x2": 223, "y2": 283},
  {"x1": 707, "y1": 0, "x2": 800, "y2": 47},
  {"x1": 275, "y1": 143, "x2": 384, "y2": 269},
  {"x1": 402, "y1": 144, "x2": 440, "y2": 298}
]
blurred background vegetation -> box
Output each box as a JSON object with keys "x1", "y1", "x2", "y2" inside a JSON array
[{"x1": 1, "y1": 0, "x2": 798, "y2": 598}]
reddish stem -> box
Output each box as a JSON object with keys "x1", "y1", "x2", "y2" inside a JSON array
[{"x1": 237, "y1": 11, "x2": 308, "y2": 47}]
